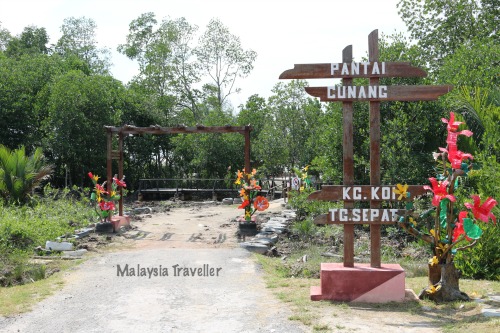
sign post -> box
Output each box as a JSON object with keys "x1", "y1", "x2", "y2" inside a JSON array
[{"x1": 279, "y1": 29, "x2": 452, "y2": 302}]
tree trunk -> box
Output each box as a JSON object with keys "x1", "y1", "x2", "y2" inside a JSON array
[{"x1": 419, "y1": 262, "x2": 470, "y2": 302}]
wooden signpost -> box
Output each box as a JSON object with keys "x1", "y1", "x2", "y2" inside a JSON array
[{"x1": 279, "y1": 30, "x2": 452, "y2": 302}]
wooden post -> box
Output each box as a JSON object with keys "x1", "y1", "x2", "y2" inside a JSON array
[
  {"x1": 368, "y1": 30, "x2": 381, "y2": 268},
  {"x1": 244, "y1": 125, "x2": 252, "y2": 174},
  {"x1": 106, "y1": 129, "x2": 113, "y2": 199},
  {"x1": 118, "y1": 131, "x2": 124, "y2": 216},
  {"x1": 342, "y1": 45, "x2": 355, "y2": 268}
]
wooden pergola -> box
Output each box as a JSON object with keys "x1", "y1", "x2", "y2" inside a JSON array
[{"x1": 105, "y1": 124, "x2": 252, "y2": 215}]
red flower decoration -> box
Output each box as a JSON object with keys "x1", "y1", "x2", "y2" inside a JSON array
[
  {"x1": 113, "y1": 177, "x2": 127, "y2": 188},
  {"x1": 253, "y1": 196, "x2": 269, "y2": 211},
  {"x1": 442, "y1": 112, "x2": 473, "y2": 136},
  {"x1": 453, "y1": 211, "x2": 472, "y2": 242},
  {"x1": 238, "y1": 200, "x2": 250, "y2": 209},
  {"x1": 464, "y1": 195, "x2": 497, "y2": 224},
  {"x1": 439, "y1": 144, "x2": 473, "y2": 169},
  {"x1": 99, "y1": 201, "x2": 115, "y2": 211},
  {"x1": 95, "y1": 184, "x2": 108, "y2": 194},
  {"x1": 423, "y1": 177, "x2": 456, "y2": 207}
]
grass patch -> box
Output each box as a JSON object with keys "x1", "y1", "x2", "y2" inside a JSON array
[
  {"x1": 257, "y1": 253, "x2": 500, "y2": 332},
  {"x1": 0, "y1": 259, "x2": 81, "y2": 316}
]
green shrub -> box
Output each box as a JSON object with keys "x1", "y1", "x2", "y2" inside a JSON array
[
  {"x1": 0, "y1": 189, "x2": 95, "y2": 254},
  {"x1": 0, "y1": 145, "x2": 53, "y2": 205},
  {"x1": 454, "y1": 223, "x2": 500, "y2": 281},
  {"x1": 288, "y1": 188, "x2": 341, "y2": 220}
]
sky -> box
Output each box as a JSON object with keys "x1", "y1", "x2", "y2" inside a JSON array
[{"x1": 0, "y1": 0, "x2": 408, "y2": 108}]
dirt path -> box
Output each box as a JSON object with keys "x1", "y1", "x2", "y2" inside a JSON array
[
  {"x1": 0, "y1": 200, "x2": 308, "y2": 333},
  {"x1": 1, "y1": 201, "x2": 493, "y2": 332}
]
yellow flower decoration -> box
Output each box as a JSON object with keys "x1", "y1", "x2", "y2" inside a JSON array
[
  {"x1": 428, "y1": 256, "x2": 439, "y2": 266},
  {"x1": 303, "y1": 165, "x2": 310, "y2": 172},
  {"x1": 245, "y1": 210, "x2": 252, "y2": 219},
  {"x1": 409, "y1": 217, "x2": 416, "y2": 227},
  {"x1": 426, "y1": 284, "x2": 441, "y2": 294},
  {"x1": 429, "y1": 229, "x2": 436, "y2": 238},
  {"x1": 393, "y1": 183, "x2": 409, "y2": 201},
  {"x1": 436, "y1": 243, "x2": 449, "y2": 254},
  {"x1": 234, "y1": 170, "x2": 243, "y2": 185},
  {"x1": 92, "y1": 174, "x2": 99, "y2": 182}
]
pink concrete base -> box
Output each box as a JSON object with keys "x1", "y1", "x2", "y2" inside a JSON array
[
  {"x1": 111, "y1": 215, "x2": 131, "y2": 233},
  {"x1": 311, "y1": 263, "x2": 406, "y2": 303}
]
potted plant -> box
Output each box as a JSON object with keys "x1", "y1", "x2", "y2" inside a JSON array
[
  {"x1": 88, "y1": 172, "x2": 127, "y2": 232},
  {"x1": 235, "y1": 168, "x2": 269, "y2": 236}
]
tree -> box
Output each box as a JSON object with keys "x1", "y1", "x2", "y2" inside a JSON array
[
  {"x1": 5, "y1": 26, "x2": 49, "y2": 57},
  {"x1": 438, "y1": 38, "x2": 500, "y2": 89},
  {"x1": 56, "y1": 17, "x2": 110, "y2": 74},
  {"x1": 0, "y1": 145, "x2": 53, "y2": 204},
  {"x1": 42, "y1": 71, "x2": 124, "y2": 186},
  {"x1": 0, "y1": 53, "x2": 69, "y2": 151},
  {"x1": 257, "y1": 80, "x2": 319, "y2": 175},
  {"x1": 118, "y1": 13, "x2": 202, "y2": 122},
  {"x1": 0, "y1": 22, "x2": 11, "y2": 51},
  {"x1": 397, "y1": 0, "x2": 499, "y2": 76},
  {"x1": 195, "y1": 18, "x2": 257, "y2": 110}
]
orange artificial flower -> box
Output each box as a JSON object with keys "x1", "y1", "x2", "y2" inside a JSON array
[{"x1": 253, "y1": 196, "x2": 269, "y2": 211}]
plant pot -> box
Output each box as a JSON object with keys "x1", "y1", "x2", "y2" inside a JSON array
[
  {"x1": 95, "y1": 221, "x2": 114, "y2": 233},
  {"x1": 238, "y1": 222, "x2": 258, "y2": 237}
]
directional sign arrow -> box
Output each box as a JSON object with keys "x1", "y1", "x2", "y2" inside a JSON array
[
  {"x1": 307, "y1": 185, "x2": 428, "y2": 202},
  {"x1": 279, "y1": 62, "x2": 427, "y2": 79},
  {"x1": 305, "y1": 85, "x2": 453, "y2": 102}
]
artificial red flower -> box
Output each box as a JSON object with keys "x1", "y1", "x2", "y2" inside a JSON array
[
  {"x1": 113, "y1": 177, "x2": 127, "y2": 188},
  {"x1": 423, "y1": 177, "x2": 456, "y2": 207},
  {"x1": 439, "y1": 144, "x2": 473, "y2": 169},
  {"x1": 95, "y1": 184, "x2": 108, "y2": 195},
  {"x1": 238, "y1": 200, "x2": 250, "y2": 209},
  {"x1": 253, "y1": 196, "x2": 269, "y2": 211},
  {"x1": 453, "y1": 211, "x2": 472, "y2": 242},
  {"x1": 464, "y1": 195, "x2": 497, "y2": 224},
  {"x1": 99, "y1": 201, "x2": 115, "y2": 211},
  {"x1": 442, "y1": 112, "x2": 473, "y2": 136},
  {"x1": 88, "y1": 172, "x2": 99, "y2": 183}
]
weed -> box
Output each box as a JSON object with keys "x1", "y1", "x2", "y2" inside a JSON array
[{"x1": 313, "y1": 323, "x2": 331, "y2": 331}]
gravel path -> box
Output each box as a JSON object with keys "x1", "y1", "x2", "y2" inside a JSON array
[{"x1": 0, "y1": 201, "x2": 307, "y2": 333}]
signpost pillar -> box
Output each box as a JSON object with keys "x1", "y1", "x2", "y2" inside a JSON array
[{"x1": 279, "y1": 29, "x2": 452, "y2": 302}]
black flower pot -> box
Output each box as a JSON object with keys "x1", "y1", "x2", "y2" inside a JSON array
[
  {"x1": 95, "y1": 221, "x2": 114, "y2": 233},
  {"x1": 238, "y1": 222, "x2": 258, "y2": 237}
]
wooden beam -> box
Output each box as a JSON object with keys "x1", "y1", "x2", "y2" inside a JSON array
[
  {"x1": 307, "y1": 185, "x2": 428, "y2": 202},
  {"x1": 104, "y1": 125, "x2": 251, "y2": 135},
  {"x1": 304, "y1": 85, "x2": 453, "y2": 102},
  {"x1": 279, "y1": 62, "x2": 427, "y2": 79}
]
